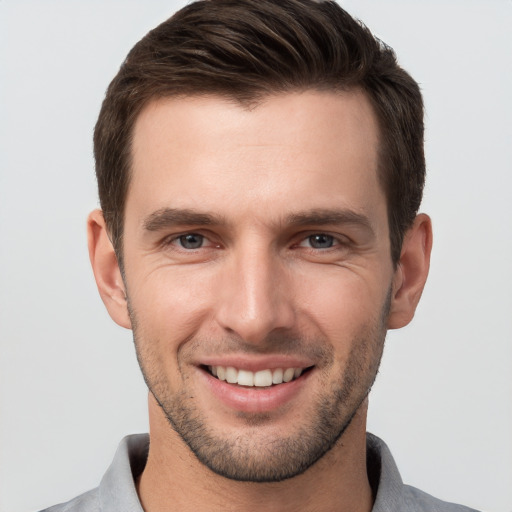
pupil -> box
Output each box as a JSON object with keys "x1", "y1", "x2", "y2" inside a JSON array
[
  {"x1": 310, "y1": 234, "x2": 333, "y2": 249},
  {"x1": 180, "y1": 234, "x2": 203, "y2": 249}
]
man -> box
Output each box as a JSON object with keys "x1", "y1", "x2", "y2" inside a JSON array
[{"x1": 43, "y1": 0, "x2": 478, "y2": 510}]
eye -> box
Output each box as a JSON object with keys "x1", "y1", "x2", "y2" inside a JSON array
[
  {"x1": 303, "y1": 234, "x2": 335, "y2": 249},
  {"x1": 176, "y1": 233, "x2": 204, "y2": 249}
]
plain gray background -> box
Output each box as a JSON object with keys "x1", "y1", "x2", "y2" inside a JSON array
[{"x1": 1, "y1": 1, "x2": 511, "y2": 511}]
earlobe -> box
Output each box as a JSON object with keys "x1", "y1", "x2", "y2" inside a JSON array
[
  {"x1": 87, "y1": 209, "x2": 132, "y2": 329},
  {"x1": 387, "y1": 213, "x2": 433, "y2": 329}
]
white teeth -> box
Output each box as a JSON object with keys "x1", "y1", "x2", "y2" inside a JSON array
[
  {"x1": 216, "y1": 366, "x2": 226, "y2": 381},
  {"x1": 225, "y1": 366, "x2": 238, "y2": 384},
  {"x1": 208, "y1": 365, "x2": 306, "y2": 387},
  {"x1": 272, "y1": 368, "x2": 283, "y2": 384},
  {"x1": 237, "y1": 369, "x2": 254, "y2": 386},
  {"x1": 254, "y1": 369, "x2": 272, "y2": 387},
  {"x1": 283, "y1": 368, "x2": 295, "y2": 382}
]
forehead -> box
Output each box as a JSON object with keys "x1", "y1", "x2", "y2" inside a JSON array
[{"x1": 128, "y1": 90, "x2": 383, "y2": 227}]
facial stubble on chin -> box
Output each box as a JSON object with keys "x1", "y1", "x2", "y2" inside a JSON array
[{"x1": 128, "y1": 291, "x2": 390, "y2": 483}]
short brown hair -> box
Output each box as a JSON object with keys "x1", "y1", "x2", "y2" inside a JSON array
[{"x1": 94, "y1": 0, "x2": 424, "y2": 266}]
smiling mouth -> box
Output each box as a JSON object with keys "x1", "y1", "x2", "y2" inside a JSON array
[{"x1": 203, "y1": 365, "x2": 313, "y2": 387}]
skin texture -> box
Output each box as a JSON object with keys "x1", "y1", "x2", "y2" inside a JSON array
[{"x1": 88, "y1": 90, "x2": 432, "y2": 512}]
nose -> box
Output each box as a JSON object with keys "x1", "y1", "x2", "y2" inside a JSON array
[{"x1": 215, "y1": 242, "x2": 296, "y2": 344}]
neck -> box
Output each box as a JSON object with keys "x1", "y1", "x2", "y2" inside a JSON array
[{"x1": 137, "y1": 396, "x2": 373, "y2": 512}]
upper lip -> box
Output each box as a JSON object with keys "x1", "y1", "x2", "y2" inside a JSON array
[{"x1": 197, "y1": 355, "x2": 315, "y2": 372}]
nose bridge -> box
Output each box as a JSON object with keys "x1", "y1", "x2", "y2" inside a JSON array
[{"x1": 216, "y1": 237, "x2": 294, "y2": 343}]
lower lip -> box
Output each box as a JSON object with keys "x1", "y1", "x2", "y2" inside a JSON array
[{"x1": 199, "y1": 368, "x2": 312, "y2": 413}]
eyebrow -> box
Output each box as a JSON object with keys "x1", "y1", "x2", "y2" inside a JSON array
[
  {"x1": 143, "y1": 208, "x2": 226, "y2": 231},
  {"x1": 142, "y1": 206, "x2": 374, "y2": 234},
  {"x1": 285, "y1": 208, "x2": 374, "y2": 232}
]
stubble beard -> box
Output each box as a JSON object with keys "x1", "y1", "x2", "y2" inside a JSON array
[{"x1": 129, "y1": 295, "x2": 389, "y2": 483}]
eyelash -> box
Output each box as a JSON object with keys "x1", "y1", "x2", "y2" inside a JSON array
[
  {"x1": 164, "y1": 232, "x2": 215, "y2": 251},
  {"x1": 298, "y1": 234, "x2": 339, "y2": 250},
  {"x1": 162, "y1": 231, "x2": 349, "y2": 252}
]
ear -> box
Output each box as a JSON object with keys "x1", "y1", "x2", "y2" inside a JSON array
[
  {"x1": 87, "y1": 209, "x2": 132, "y2": 329},
  {"x1": 387, "y1": 213, "x2": 433, "y2": 329}
]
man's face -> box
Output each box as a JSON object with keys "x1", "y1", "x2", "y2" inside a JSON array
[{"x1": 122, "y1": 91, "x2": 395, "y2": 481}]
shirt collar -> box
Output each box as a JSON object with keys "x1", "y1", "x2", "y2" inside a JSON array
[
  {"x1": 99, "y1": 434, "x2": 148, "y2": 512},
  {"x1": 366, "y1": 432, "x2": 406, "y2": 511},
  {"x1": 98, "y1": 432, "x2": 405, "y2": 511}
]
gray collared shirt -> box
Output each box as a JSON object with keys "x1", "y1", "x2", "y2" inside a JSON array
[{"x1": 41, "y1": 433, "x2": 479, "y2": 512}]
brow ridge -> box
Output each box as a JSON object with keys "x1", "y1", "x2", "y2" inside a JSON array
[
  {"x1": 142, "y1": 206, "x2": 373, "y2": 233},
  {"x1": 143, "y1": 208, "x2": 225, "y2": 231},
  {"x1": 285, "y1": 208, "x2": 373, "y2": 231}
]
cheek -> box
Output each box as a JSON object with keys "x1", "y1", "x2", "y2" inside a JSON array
[
  {"x1": 126, "y1": 255, "x2": 391, "y2": 351},
  {"x1": 294, "y1": 267, "x2": 388, "y2": 342},
  {"x1": 128, "y1": 267, "x2": 216, "y2": 347}
]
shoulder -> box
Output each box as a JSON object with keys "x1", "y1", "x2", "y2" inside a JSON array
[
  {"x1": 37, "y1": 434, "x2": 148, "y2": 512},
  {"x1": 403, "y1": 484, "x2": 481, "y2": 512},
  {"x1": 39, "y1": 488, "x2": 100, "y2": 512},
  {"x1": 366, "y1": 433, "x2": 481, "y2": 512}
]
